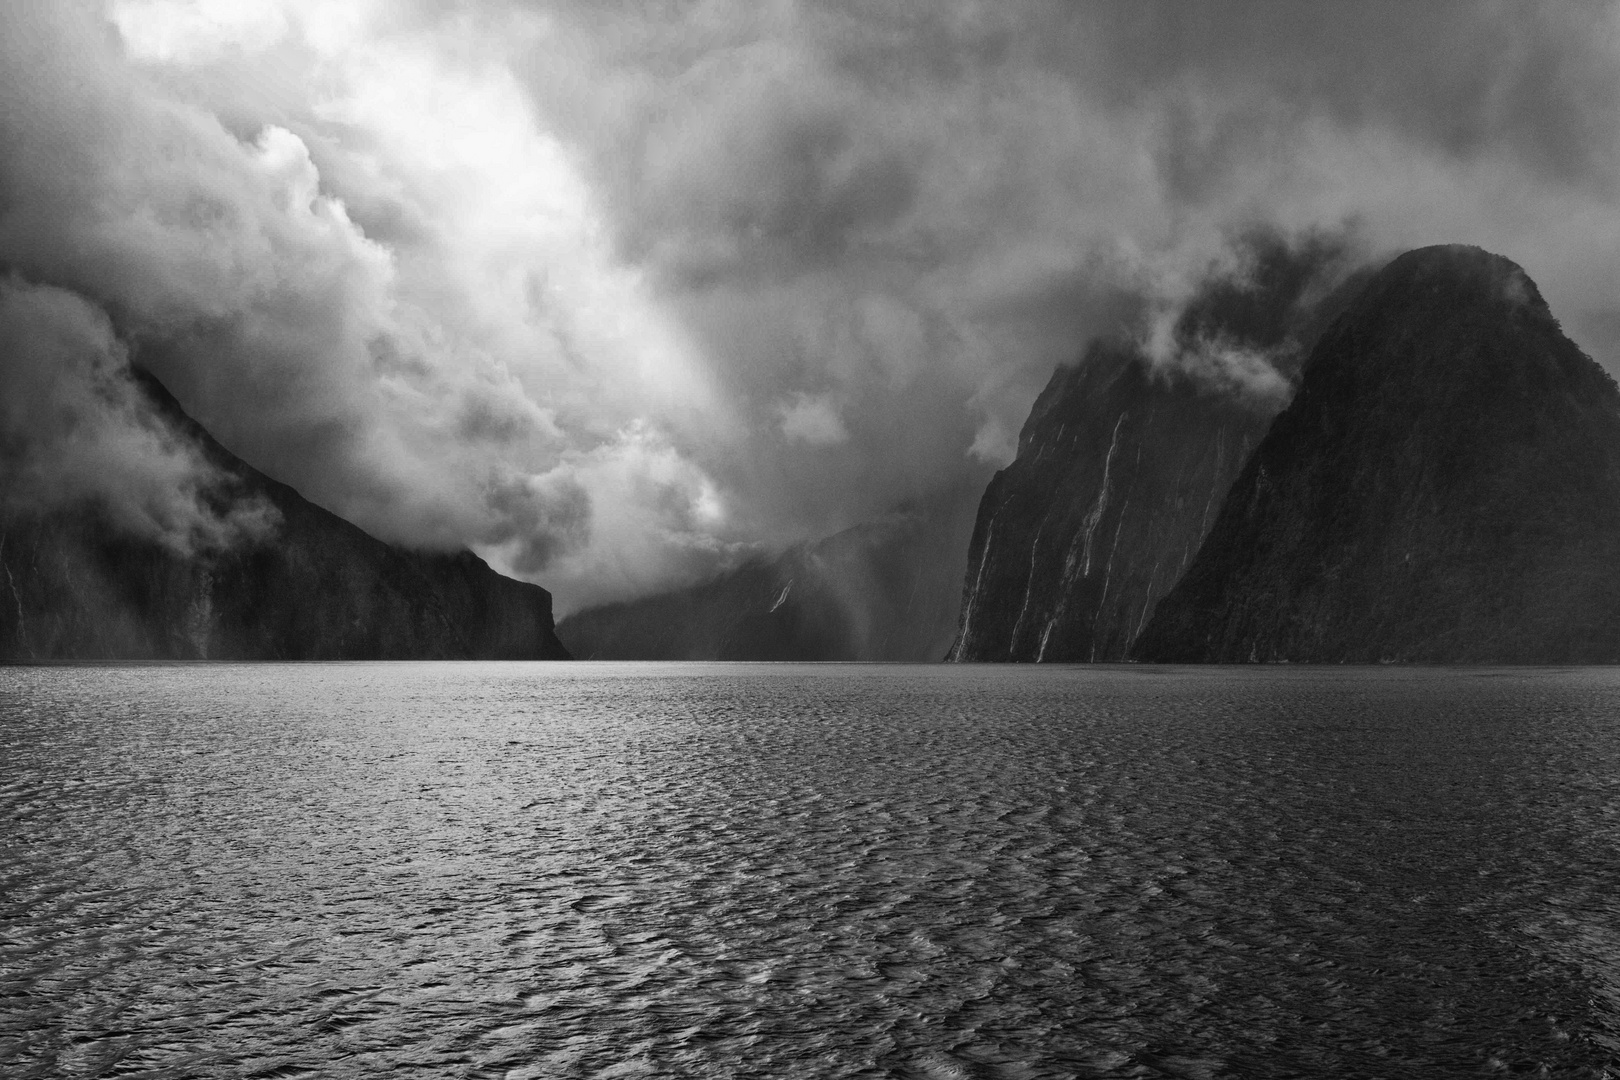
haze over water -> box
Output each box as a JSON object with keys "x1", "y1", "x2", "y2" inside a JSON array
[{"x1": 3, "y1": 664, "x2": 1620, "y2": 1078}]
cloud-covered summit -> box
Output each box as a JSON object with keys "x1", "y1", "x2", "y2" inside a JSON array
[{"x1": 6, "y1": 1, "x2": 1620, "y2": 612}]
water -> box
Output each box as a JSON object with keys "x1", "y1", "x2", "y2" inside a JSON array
[{"x1": 3, "y1": 664, "x2": 1620, "y2": 1079}]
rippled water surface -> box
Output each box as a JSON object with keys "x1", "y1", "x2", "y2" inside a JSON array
[{"x1": 5, "y1": 664, "x2": 1620, "y2": 1078}]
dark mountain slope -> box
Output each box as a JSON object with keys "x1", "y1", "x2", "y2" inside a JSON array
[
  {"x1": 0, "y1": 372, "x2": 570, "y2": 660},
  {"x1": 949, "y1": 232, "x2": 1365, "y2": 661},
  {"x1": 1135, "y1": 245, "x2": 1620, "y2": 663}
]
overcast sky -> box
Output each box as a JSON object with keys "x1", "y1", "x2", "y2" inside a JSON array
[{"x1": 4, "y1": 1, "x2": 1620, "y2": 612}]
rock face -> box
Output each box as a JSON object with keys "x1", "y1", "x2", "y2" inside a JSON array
[
  {"x1": 0, "y1": 374, "x2": 570, "y2": 661},
  {"x1": 948, "y1": 232, "x2": 1363, "y2": 661},
  {"x1": 948, "y1": 344, "x2": 1273, "y2": 661},
  {"x1": 1135, "y1": 245, "x2": 1620, "y2": 663},
  {"x1": 557, "y1": 506, "x2": 974, "y2": 661}
]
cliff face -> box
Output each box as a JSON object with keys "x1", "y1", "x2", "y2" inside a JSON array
[
  {"x1": 948, "y1": 232, "x2": 1363, "y2": 662},
  {"x1": 557, "y1": 502, "x2": 976, "y2": 661},
  {"x1": 948, "y1": 345, "x2": 1272, "y2": 661},
  {"x1": 0, "y1": 374, "x2": 570, "y2": 661},
  {"x1": 1135, "y1": 245, "x2": 1620, "y2": 663}
]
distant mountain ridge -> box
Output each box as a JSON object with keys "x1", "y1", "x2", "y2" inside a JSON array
[
  {"x1": 0, "y1": 371, "x2": 570, "y2": 661},
  {"x1": 1135, "y1": 245, "x2": 1620, "y2": 663},
  {"x1": 556, "y1": 503, "x2": 974, "y2": 661}
]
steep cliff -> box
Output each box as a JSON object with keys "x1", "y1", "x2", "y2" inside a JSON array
[
  {"x1": 1135, "y1": 245, "x2": 1620, "y2": 663},
  {"x1": 948, "y1": 345, "x2": 1271, "y2": 661},
  {"x1": 949, "y1": 232, "x2": 1364, "y2": 661},
  {"x1": 557, "y1": 500, "x2": 976, "y2": 661},
  {"x1": 0, "y1": 373, "x2": 570, "y2": 661}
]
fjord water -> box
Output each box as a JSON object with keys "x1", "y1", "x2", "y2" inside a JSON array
[{"x1": 3, "y1": 665, "x2": 1619, "y2": 1078}]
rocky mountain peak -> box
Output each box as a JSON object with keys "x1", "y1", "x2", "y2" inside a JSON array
[{"x1": 1135, "y1": 246, "x2": 1620, "y2": 663}]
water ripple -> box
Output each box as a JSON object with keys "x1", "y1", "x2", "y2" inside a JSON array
[{"x1": 2, "y1": 663, "x2": 1619, "y2": 1077}]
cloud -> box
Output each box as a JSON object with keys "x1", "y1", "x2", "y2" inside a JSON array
[
  {"x1": 108, "y1": 0, "x2": 290, "y2": 63},
  {"x1": 778, "y1": 394, "x2": 849, "y2": 446},
  {"x1": 1135, "y1": 226, "x2": 1367, "y2": 409},
  {"x1": 0, "y1": 0, "x2": 727, "y2": 610},
  {"x1": 5, "y1": 1, "x2": 1620, "y2": 612},
  {"x1": 0, "y1": 278, "x2": 277, "y2": 553}
]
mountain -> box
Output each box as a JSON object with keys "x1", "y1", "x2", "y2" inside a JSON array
[
  {"x1": 948, "y1": 231, "x2": 1365, "y2": 661},
  {"x1": 556, "y1": 500, "x2": 977, "y2": 661},
  {"x1": 1135, "y1": 245, "x2": 1620, "y2": 663},
  {"x1": 0, "y1": 372, "x2": 570, "y2": 661},
  {"x1": 947, "y1": 343, "x2": 1273, "y2": 661}
]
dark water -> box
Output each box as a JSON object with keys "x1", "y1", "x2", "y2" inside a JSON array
[{"x1": 3, "y1": 664, "x2": 1620, "y2": 1079}]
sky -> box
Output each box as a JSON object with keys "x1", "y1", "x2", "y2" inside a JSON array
[{"x1": 4, "y1": 1, "x2": 1620, "y2": 613}]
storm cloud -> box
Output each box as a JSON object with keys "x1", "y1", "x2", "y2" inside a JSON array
[
  {"x1": 5, "y1": 1, "x2": 1620, "y2": 611},
  {"x1": 0, "y1": 277, "x2": 277, "y2": 553}
]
